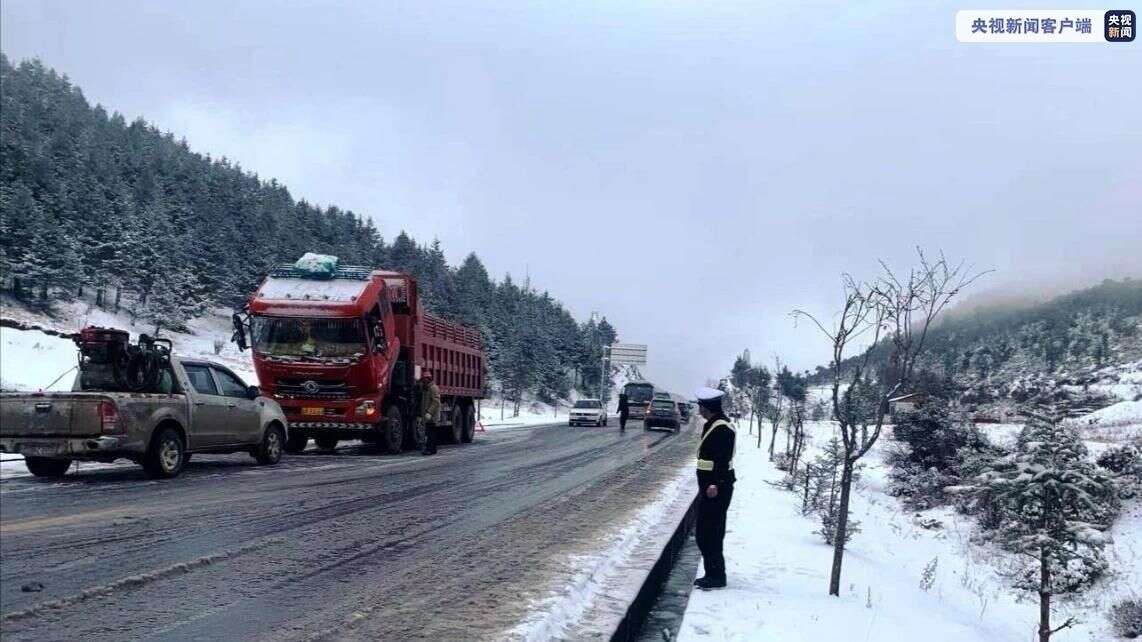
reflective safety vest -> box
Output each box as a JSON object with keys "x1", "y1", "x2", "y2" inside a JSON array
[{"x1": 696, "y1": 419, "x2": 736, "y2": 472}]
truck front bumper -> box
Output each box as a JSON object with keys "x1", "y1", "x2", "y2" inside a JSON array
[
  {"x1": 0, "y1": 435, "x2": 125, "y2": 459},
  {"x1": 289, "y1": 422, "x2": 378, "y2": 432}
]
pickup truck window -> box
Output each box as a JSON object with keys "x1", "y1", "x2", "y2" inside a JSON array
[
  {"x1": 213, "y1": 368, "x2": 248, "y2": 398},
  {"x1": 184, "y1": 364, "x2": 220, "y2": 395}
]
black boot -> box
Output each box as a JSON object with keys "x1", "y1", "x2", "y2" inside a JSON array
[{"x1": 694, "y1": 576, "x2": 726, "y2": 590}]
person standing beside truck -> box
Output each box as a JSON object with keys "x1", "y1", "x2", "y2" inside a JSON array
[
  {"x1": 618, "y1": 393, "x2": 629, "y2": 432},
  {"x1": 421, "y1": 372, "x2": 441, "y2": 455},
  {"x1": 693, "y1": 386, "x2": 736, "y2": 590}
]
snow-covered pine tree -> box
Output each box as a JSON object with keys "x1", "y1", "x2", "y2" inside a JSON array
[
  {"x1": 808, "y1": 436, "x2": 861, "y2": 546},
  {"x1": 961, "y1": 407, "x2": 1117, "y2": 642}
]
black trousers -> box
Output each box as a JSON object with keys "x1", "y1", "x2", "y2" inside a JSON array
[
  {"x1": 423, "y1": 420, "x2": 437, "y2": 454},
  {"x1": 695, "y1": 482, "x2": 734, "y2": 580},
  {"x1": 619, "y1": 413, "x2": 628, "y2": 430}
]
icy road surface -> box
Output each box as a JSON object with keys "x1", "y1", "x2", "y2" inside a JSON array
[{"x1": 0, "y1": 420, "x2": 696, "y2": 641}]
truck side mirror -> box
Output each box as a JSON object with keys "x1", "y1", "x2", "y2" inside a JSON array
[{"x1": 231, "y1": 313, "x2": 248, "y2": 352}]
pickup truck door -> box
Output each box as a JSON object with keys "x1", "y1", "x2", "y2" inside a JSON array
[
  {"x1": 181, "y1": 363, "x2": 232, "y2": 449},
  {"x1": 211, "y1": 367, "x2": 262, "y2": 446}
]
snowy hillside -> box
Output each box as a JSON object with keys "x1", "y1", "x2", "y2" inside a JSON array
[{"x1": 680, "y1": 420, "x2": 1142, "y2": 642}]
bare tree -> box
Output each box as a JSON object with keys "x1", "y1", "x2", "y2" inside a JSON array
[
  {"x1": 793, "y1": 249, "x2": 985, "y2": 596},
  {"x1": 784, "y1": 401, "x2": 808, "y2": 488},
  {"x1": 764, "y1": 357, "x2": 786, "y2": 460}
]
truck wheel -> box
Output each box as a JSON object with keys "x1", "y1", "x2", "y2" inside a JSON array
[
  {"x1": 379, "y1": 406, "x2": 403, "y2": 454},
  {"x1": 255, "y1": 423, "x2": 285, "y2": 465},
  {"x1": 285, "y1": 432, "x2": 309, "y2": 454},
  {"x1": 315, "y1": 435, "x2": 339, "y2": 451},
  {"x1": 25, "y1": 457, "x2": 72, "y2": 478},
  {"x1": 461, "y1": 404, "x2": 475, "y2": 443},
  {"x1": 411, "y1": 417, "x2": 429, "y2": 452},
  {"x1": 143, "y1": 426, "x2": 186, "y2": 479},
  {"x1": 446, "y1": 407, "x2": 463, "y2": 444}
]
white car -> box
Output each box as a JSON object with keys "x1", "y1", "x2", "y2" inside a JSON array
[{"x1": 569, "y1": 399, "x2": 608, "y2": 426}]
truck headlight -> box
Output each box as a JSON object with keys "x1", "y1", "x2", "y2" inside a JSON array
[{"x1": 355, "y1": 400, "x2": 377, "y2": 417}]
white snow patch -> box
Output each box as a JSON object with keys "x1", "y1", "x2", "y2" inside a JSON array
[
  {"x1": 255, "y1": 276, "x2": 368, "y2": 302},
  {"x1": 0, "y1": 327, "x2": 79, "y2": 392}
]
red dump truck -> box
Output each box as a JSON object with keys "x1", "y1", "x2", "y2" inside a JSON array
[{"x1": 233, "y1": 255, "x2": 485, "y2": 454}]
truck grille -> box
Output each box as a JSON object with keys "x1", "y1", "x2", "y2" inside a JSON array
[{"x1": 274, "y1": 378, "x2": 353, "y2": 399}]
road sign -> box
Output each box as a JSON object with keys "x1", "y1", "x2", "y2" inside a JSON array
[{"x1": 609, "y1": 343, "x2": 647, "y2": 365}]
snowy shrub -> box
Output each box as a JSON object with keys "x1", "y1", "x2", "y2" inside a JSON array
[
  {"x1": 892, "y1": 400, "x2": 981, "y2": 471},
  {"x1": 212, "y1": 338, "x2": 225, "y2": 355},
  {"x1": 957, "y1": 408, "x2": 1119, "y2": 609},
  {"x1": 817, "y1": 504, "x2": 860, "y2": 547},
  {"x1": 919, "y1": 557, "x2": 938, "y2": 591},
  {"x1": 1097, "y1": 442, "x2": 1140, "y2": 474},
  {"x1": 772, "y1": 451, "x2": 792, "y2": 472},
  {"x1": 1098, "y1": 441, "x2": 1142, "y2": 500},
  {"x1": 802, "y1": 437, "x2": 862, "y2": 545},
  {"x1": 1109, "y1": 598, "x2": 1142, "y2": 639}
]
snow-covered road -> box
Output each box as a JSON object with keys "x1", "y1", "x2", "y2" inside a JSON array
[{"x1": 0, "y1": 419, "x2": 696, "y2": 641}]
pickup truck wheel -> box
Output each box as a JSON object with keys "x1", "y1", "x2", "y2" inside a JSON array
[
  {"x1": 143, "y1": 427, "x2": 186, "y2": 479},
  {"x1": 460, "y1": 404, "x2": 475, "y2": 443},
  {"x1": 315, "y1": 436, "x2": 339, "y2": 451},
  {"x1": 25, "y1": 457, "x2": 72, "y2": 478},
  {"x1": 255, "y1": 424, "x2": 285, "y2": 465},
  {"x1": 380, "y1": 406, "x2": 403, "y2": 454}
]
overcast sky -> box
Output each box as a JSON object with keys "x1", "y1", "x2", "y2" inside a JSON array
[{"x1": 3, "y1": 1, "x2": 1140, "y2": 393}]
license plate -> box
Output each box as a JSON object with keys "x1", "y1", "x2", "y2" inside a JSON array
[
  {"x1": 302, "y1": 407, "x2": 324, "y2": 416},
  {"x1": 21, "y1": 445, "x2": 57, "y2": 456}
]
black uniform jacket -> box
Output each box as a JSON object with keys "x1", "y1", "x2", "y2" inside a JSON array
[{"x1": 697, "y1": 412, "x2": 736, "y2": 491}]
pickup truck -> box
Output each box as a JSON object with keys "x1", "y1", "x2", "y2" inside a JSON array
[{"x1": 0, "y1": 355, "x2": 288, "y2": 479}]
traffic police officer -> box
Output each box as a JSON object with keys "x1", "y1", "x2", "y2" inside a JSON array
[{"x1": 693, "y1": 386, "x2": 735, "y2": 590}]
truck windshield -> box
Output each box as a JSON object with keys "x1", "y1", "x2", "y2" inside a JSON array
[{"x1": 251, "y1": 316, "x2": 366, "y2": 358}]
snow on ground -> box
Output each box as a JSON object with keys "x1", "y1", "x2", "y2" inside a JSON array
[
  {"x1": 510, "y1": 468, "x2": 694, "y2": 641},
  {"x1": 0, "y1": 326, "x2": 79, "y2": 392},
  {"x1": 1, "y1": 296, "x2": 257, "y2": 385},
  {"x1": 678, "y1": 420, "x2": 1140, "y2": 642}
]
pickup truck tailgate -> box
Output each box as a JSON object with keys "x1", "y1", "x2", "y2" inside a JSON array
[{"x1": 0, "y1": 394, "x2": 108, "y2": 437}]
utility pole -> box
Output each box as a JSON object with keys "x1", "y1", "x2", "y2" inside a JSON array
[{"x1": 600, "y1": 344, "x2": 611, "y2": 403}]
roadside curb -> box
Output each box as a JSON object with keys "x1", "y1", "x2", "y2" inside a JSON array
[{"x1": 609, "y1": 494, "x2": 698, "y2": 642}]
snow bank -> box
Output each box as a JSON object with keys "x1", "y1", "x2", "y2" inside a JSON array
[
  {"x1": 1077, "y1": 399, "x2": 1142, "y2": 428},
  {"x1": 1073, "y1": 400, "x2": 1142, "y2": 444},
  {"x1": 510, "y1": 470, "x2": 693, "y2": 641},
  {"x1": 678, "y1": 420, "x2": 1135, "y2": 642}
]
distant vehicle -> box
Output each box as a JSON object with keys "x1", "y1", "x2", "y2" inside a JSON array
[
  {"x1": 0, "y1": 327, "x2": 287, "y2": 479},
  {"x1": 623, "y1": 381, "x2": 655, "y2": 419},
  {"x1": 678, "y1": 401, "x2": 693, "y2": 421},
  {"x1": 569, "y1": 399, "x2": 608, "y2": 426},
  {"x1": 235, "y1": 254, "x2": 485, "y2": 454},
  {"x1": 644, "y1": 397, "x2": 681, "y2": 432}
]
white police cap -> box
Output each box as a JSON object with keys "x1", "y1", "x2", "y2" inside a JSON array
[{"x1": 694, "y1": 387, "x2": 725, "y2": 403}]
